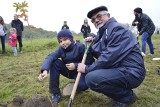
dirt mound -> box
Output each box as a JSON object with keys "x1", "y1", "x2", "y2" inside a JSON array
[
  {"x1": 23, "y1": 95, "x2": 53, "y2": 107},
  {"x1": 12, "y1": 95, "x2": 24, "y2": 107},
  {"x1": 0, "y1": 95, "x2": 54, "y2": 107}
]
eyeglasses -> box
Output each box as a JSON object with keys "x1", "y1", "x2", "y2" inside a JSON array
[{"x1": 91, "y1": 13, "x2": 107, "y2": 23}]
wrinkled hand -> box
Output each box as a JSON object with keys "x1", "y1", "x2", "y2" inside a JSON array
[
  {"x1": 66, "y1": 63, "x2": 75, "y2": 70},
  {"x1": 85, "y1": 36, "x2": 93, "y2": 42},
  {"x1": 77, "y1": 63, "x2": 86, "y2": 73},
  {"x1": 38, "y1": 70, "x2": 48, "y2": 82}
]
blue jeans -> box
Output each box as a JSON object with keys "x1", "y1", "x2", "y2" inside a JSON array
[
  {"x1": 0, "y1": 36, "x2": 5, "y2": 52},
  {"x1": 85, "y1": 68, "x2": 144, "y2": 103},
  {"x1": 49, "y1": 59, "x2": 88, "y2": 94},
  {"x1": 141, "y1": 32, "x2": 154, "y2": 54}
]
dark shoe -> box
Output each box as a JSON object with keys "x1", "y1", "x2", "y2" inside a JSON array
[
  {"x1": 20, "y1": 47, "x2": 22, "y2": 54},
  {"x1": 2, "y1": 50, "x2": 5, "y2": 54},
  {"x1": 51, "y1": 94, "x2": 60, "y2": 104},
  {"x1": 129, "y1": 92, "x2": 137, "y2": 104},
  {"x1": 110, "y1": 93, "x2": 137, "y2": 107},
  {"x1": 110, "y1": 102, "x2": 127, "y2": 107},
  {"x1": 158, "y1": 68, "x2": 160, "y2": 75}
]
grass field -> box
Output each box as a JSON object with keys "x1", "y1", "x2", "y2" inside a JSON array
[{"x1": 0, "y1": 35, "x2": 160, "y2": 107}]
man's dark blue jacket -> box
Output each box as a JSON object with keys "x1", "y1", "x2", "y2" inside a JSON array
[{"x1": 86, "y1": 17, "x2": 146, "y2": 79}]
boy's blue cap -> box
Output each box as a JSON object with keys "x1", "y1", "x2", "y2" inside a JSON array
[{"x1": 57, "y1": 29, "x2": 73, "y2": 41}]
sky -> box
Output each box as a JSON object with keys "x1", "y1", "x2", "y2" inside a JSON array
[{"x1": 0, "y1": 0, "x2": 160, "y2": 33}]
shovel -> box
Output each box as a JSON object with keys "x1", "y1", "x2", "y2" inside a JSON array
[{"x1": 67, "y1": 39, "x2": 93, "y2": 107}]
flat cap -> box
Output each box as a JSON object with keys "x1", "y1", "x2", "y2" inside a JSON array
[
  {"x1": 134, "y1": 7, "x2": 142, "y2": 13},
  {"x1": 87, "y1": 6, "x2": 108, "y2": 19}
]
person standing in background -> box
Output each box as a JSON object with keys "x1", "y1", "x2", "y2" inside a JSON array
[
  {"x1": 0, "y1": 16, "x2": 7, "y2": 54},
  {"x1": 81, "y1": 18, "x2": 91, "y2": 44},
  {"x1": 11, "y1": 14, "x2": 24, "y2": 54},
  {"x1": 132, "y1": 7, "x2": 155, "y2": 57},
  {"x1": 61, "y1": 21, "x2": 69, "y2": 30}
]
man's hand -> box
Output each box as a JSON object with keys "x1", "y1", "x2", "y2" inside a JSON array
[
  {"x1": 134, "y1": 21, "x2": 139, "y2": 25},
  {"x1": 136, "y1": 34, "x2": 139, "y2": 38},
  {"x1": 66, "y1": 63, "x2": 75, "y2": 70},
  {"x1": 38, "y1": 70, "x2": 48, "y2": 82},
  {"x1": 85, "y1": 36, "x2": 93, "y2": 42},
  {"x1": 77, "y1": 63, "x2": 86, "y2": 73}
]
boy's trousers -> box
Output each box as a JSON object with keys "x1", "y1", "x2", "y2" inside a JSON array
[{"x1": 49, "y1": 59, "x2": 88, "y2": 95}]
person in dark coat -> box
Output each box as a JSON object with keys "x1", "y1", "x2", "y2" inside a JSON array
[
  {"x1": 38, "y1": 29, "x2": 94, "y2": 104},
  {"x1": 61, "y1": 21, "x2": 69, "y2": 30},
  {"x1": 132, "y1": 7, "x2": 155, "y2": 56},
  {"x1": 11, "y1": 14, "x2": 24, "y2": 53},
  {"x1": 77, "y1": 6, "x2": 146, "y2": 107},
  {"x1": 81, "y1": 18, "x2": 91, "y2": 44}
]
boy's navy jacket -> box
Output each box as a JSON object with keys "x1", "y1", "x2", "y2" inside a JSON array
[
  {"x1": 41, "y1": 41, "x2": 94, "y2": 72},
  {"x1": 86, "y1": 17, "x2": 146, "y2": 78}
]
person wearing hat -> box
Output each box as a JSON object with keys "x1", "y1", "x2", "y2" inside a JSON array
[
  {"x1": 38, "y1": 29, "x2": 94, "y2": 104},
  {"x1": 132, "y1": 7, "x2": 155, "y2": 57},
  {"x1": 77, "y1": 6, "x2": 146, "y2": 107}
]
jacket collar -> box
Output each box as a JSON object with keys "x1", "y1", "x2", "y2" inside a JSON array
[
  {"x1": 97, "y1": 17, "x2": 117, "y2": 40},
  {"x1": 64, "y1": 41, "x2": 75, "y2": 51}
]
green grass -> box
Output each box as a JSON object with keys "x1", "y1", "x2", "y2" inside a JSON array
[{"x1": 0, "y1": 35, "x2": 160, "y2": 107}]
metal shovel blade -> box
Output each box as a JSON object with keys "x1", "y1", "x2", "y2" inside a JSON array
[{"x1": 68, "y1": 98, "x2": 72, "y2": 107}]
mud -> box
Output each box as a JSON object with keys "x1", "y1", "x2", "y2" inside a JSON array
[{"x1": 0, "y1": 95, "x2": 54, "y2": 107}]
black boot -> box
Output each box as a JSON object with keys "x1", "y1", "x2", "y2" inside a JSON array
[
  {"x1": 2, "y1": 50, "x2": 5, "y2": 54},
  {"x1": 158, "y1": 67, "x2": 160, "y2": 75},
  {"x1": 20, "y1": 47, "x2": 22, "y2": 54}
]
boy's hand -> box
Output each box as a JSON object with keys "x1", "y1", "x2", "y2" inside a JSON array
[
  {"x1": 66, "y1": 63, "x2": 75, "y2": 70},
  {"x1": 38, "y1": 70, "x2": 48, "y2": 81}
]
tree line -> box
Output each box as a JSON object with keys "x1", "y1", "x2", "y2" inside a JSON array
[
  {"x1": 5, "y1": 24, "x2": 83, "y2": 42},
  {"x1": 5, "y1": 24, "x2": 57, "y2": 40}
]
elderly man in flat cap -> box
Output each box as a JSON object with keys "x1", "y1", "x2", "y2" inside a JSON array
[
  {"x1": 132, "y1": 7, "x2": 155, "y2": 57},
  {"x1": 77, "y1": 6, "x2": 146, "y2": 107}
]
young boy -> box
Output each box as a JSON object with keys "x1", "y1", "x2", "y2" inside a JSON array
[{"x1": 38, "y1": 29, "x2": 94, "y2": 104}]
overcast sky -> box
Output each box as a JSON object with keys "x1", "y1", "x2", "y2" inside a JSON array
[{"x1": 1, "y1": 0, "x2": 160, "y2": 33}]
